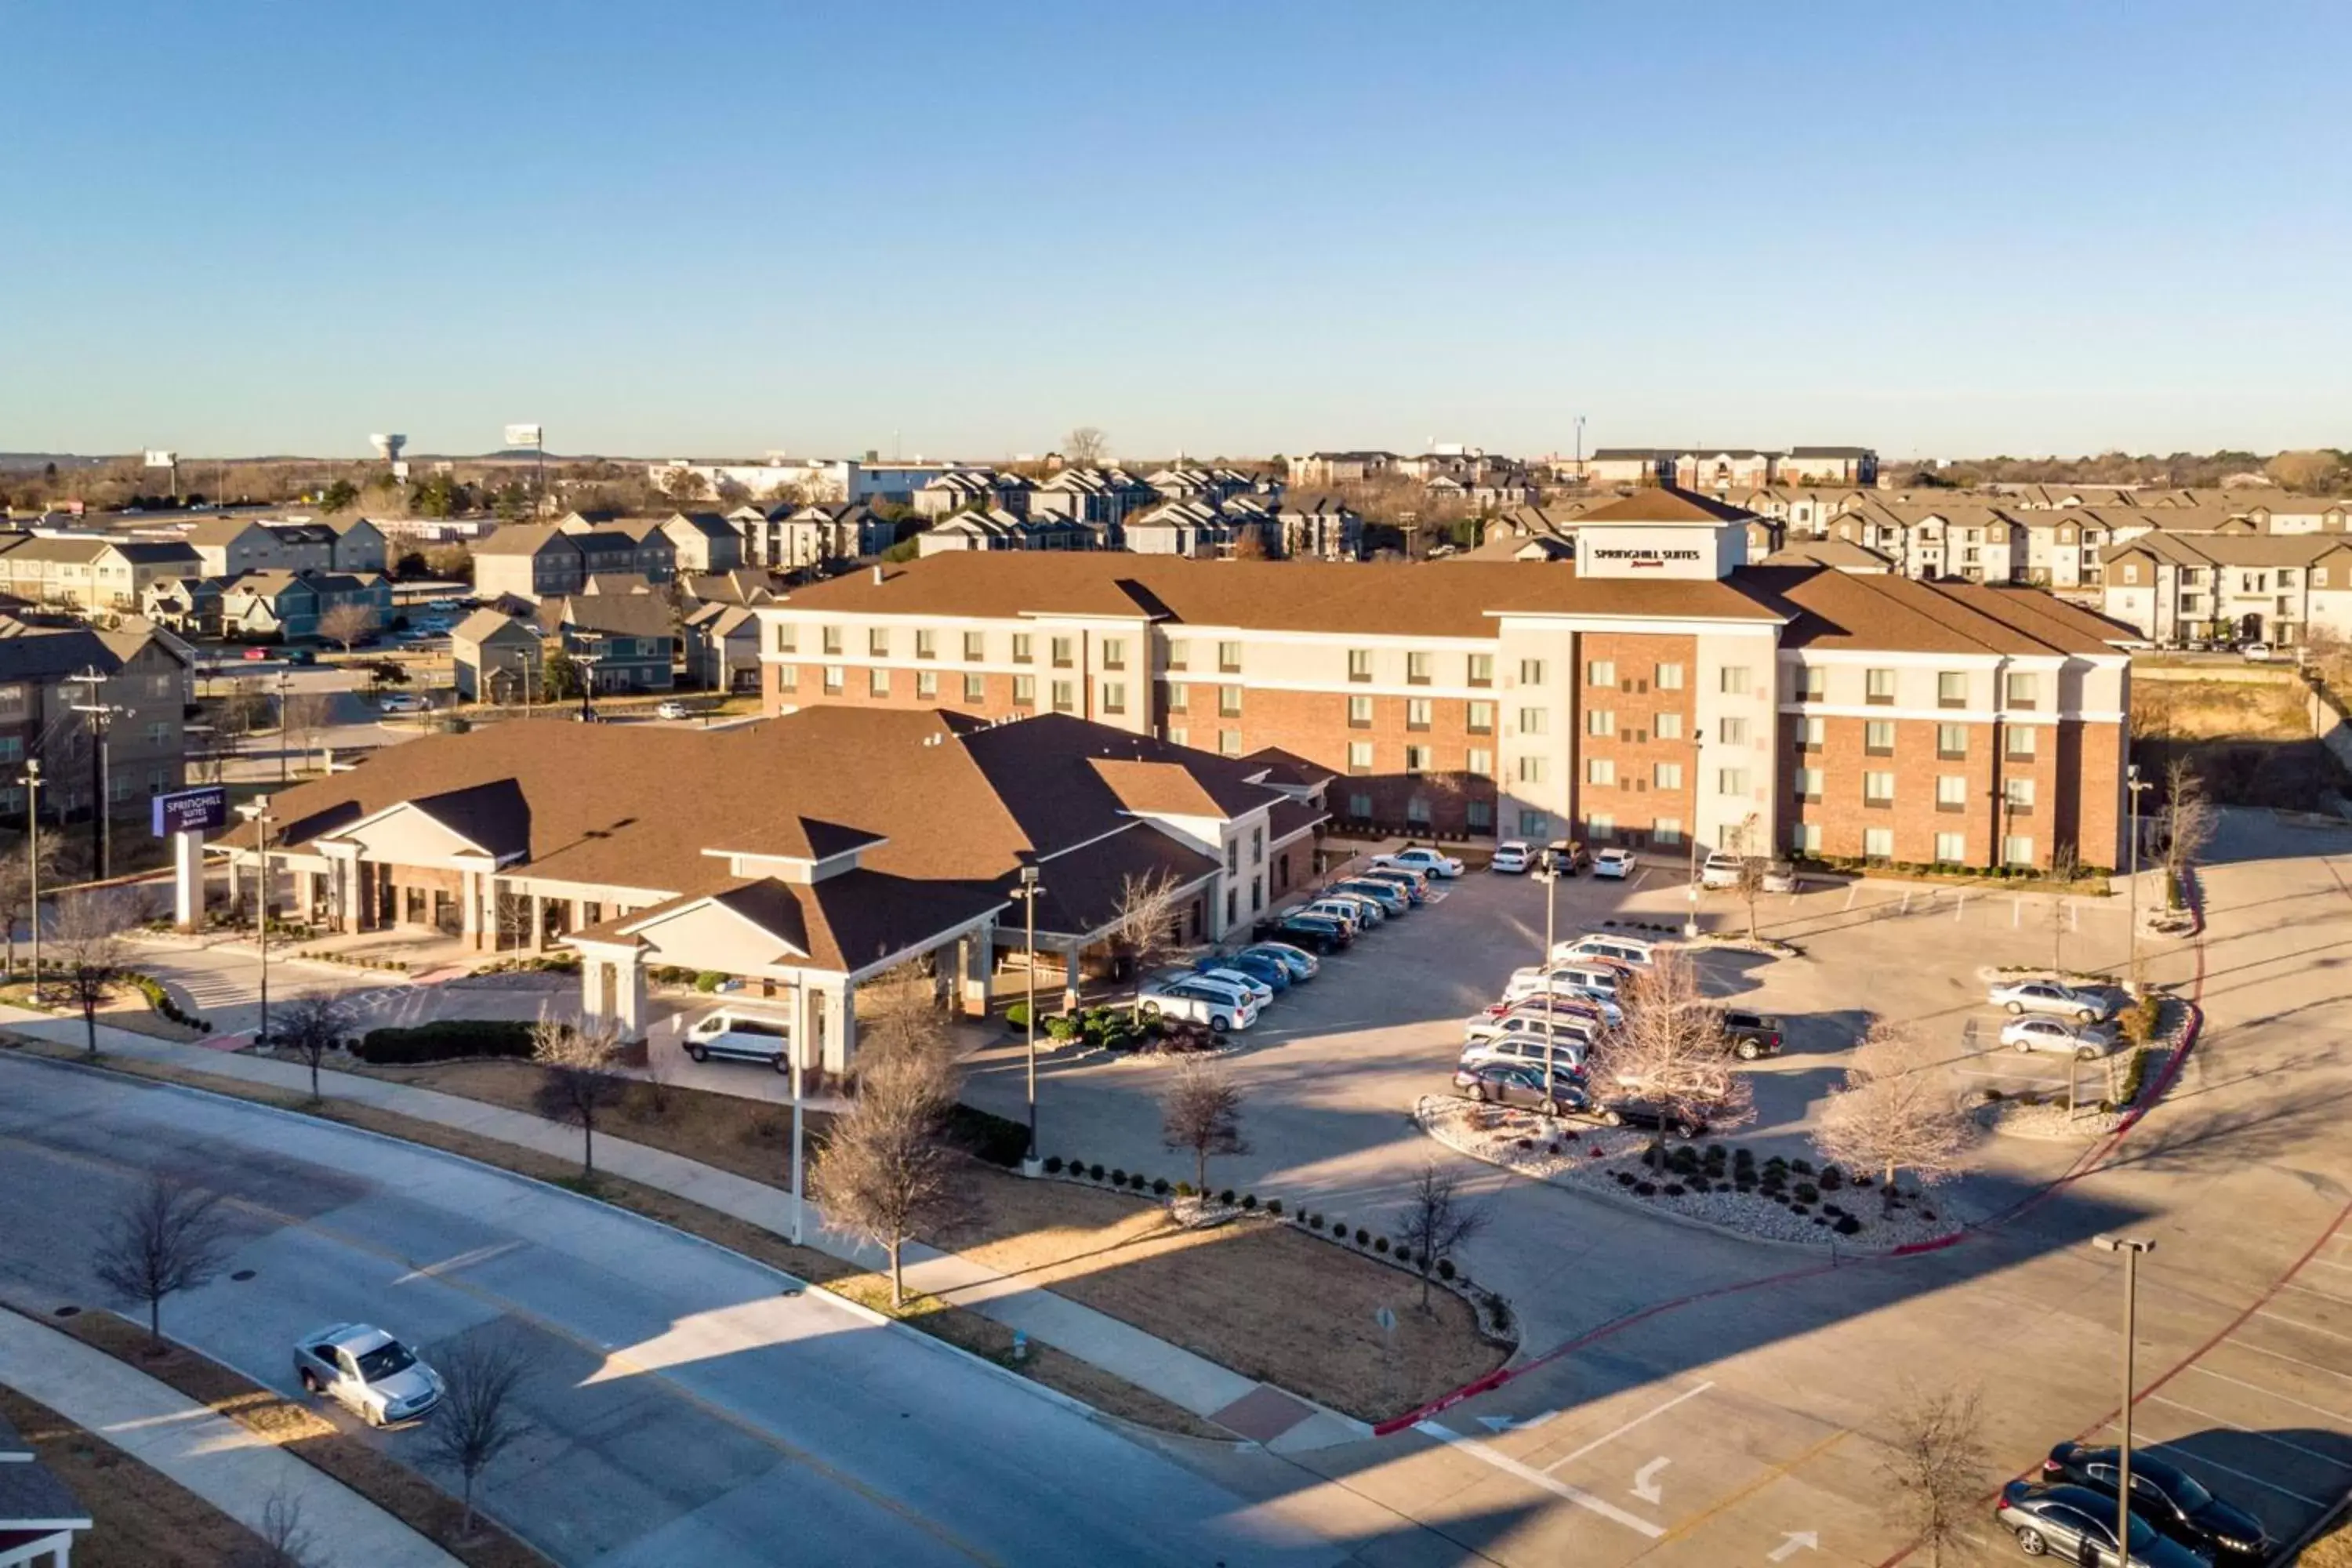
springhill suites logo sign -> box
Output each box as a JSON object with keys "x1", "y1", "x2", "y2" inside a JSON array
[{"x1": 1589, "y1": 546, "x2": 1701, "y2": 567}]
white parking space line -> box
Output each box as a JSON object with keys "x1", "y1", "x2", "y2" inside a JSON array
[
  {"x1": 2116, "y1": 1432, "x2": 2331, "y2": 1509},
  {"x1": 2256, "y1": 1307, "x2": 2352, "y2": 1343},
  {"x1": 2281, "y1": 1280, "x2": 2352, "y2": 1308},
  {"x1": 2306, "y1": 1257, "x2": 2352, "y2": 1274},
  {"x1": 1417, "y1": 1422, "x2": 1664, "y2": 1538},
  {"x1": 2223, "y1": 1338, "x2": 2352, "y2": 1384},
  {"x1": 2144, "y1": 1392, "x2": 2352, "y2": 1474},
  {"x1": 1541, "y1": 1381, "x2": 1715, "y2": 1474},
  {"x1": 2187, "y1": 1365, "x2": 2352, "y2": 1424}
]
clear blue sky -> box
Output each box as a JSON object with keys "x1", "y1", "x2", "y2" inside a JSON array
[{"x1": 7, "y1": 1, "x2": 2347, "y2": 463}]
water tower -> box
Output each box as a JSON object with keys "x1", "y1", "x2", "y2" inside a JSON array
[{"x1": 370, "y1": 434, "x2": 408, "y2": 463}]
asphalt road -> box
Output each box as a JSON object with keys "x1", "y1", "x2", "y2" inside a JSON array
[{"x1": 0, "y1": 1062, "x2": 1345, "y2": 1568}]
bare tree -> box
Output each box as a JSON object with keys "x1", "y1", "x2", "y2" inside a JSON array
[
  {"x1": 1063, "y1": 426, "x2": 1109, "y2": 466},
  {"x1": 318, "y1": 602, "x2": 379, "y2": 656},
  {"x1": 2045, "y1": 844, "x2": 2083, "y2": 972},
  {"x1": 855, "y1": 960, "x2": 949, "y2": 1067},
  {"x1": 0, "y1": 830, "x2": 60, "y2": 980},
  {"x1": 530, "y1": 1014, "x2": 627, "y2": 1177},
  {"x1": 241, "y1": 1484, "x2": 324, "y2": 1568},
  {"x1": 1813, "y1": 1021, "x2": 1973, "y2": 1196},
  {"x1": 2160, "y1": 757, "x2": 2214, "y2": 904},
  {"x1": 91, "y1": 1170, "x2": 233, "y2": 1345},
  {"x1": 1729, "y1": 812, "x2": 1769, "y2": 942},
  {"x1": 1160, "y1": 1056, "x2": 1248, "y2": 1197},
  {"x1": 1582, "y1": 949, "x2": 1755, "y2": 1146},
  {"x1": 1392, "y1": 1160, "x2": 1489, "y2": 1312},
  {"x1": 281, "y1": 690, "x2": 335, "y2": 775},
  {"x1": 1111, "y1": 869, "x2": 1185, "y2": 1021},
  {"x1": 808, "y1": 1047, "x2": 968, "y2": 1308},
  {"x1": 1878, "y1": 1381, "x2": 1991, "y2": 1567},
  {"x1": 274, "y1": 990, "x2": 356, "y2": 1102},
  {"x1": 52, "y1": 889, "x2": 134, "y2": 1058},
  {"x1": 422, "y1": 1332, "x2": 533, "y2": 1538}
]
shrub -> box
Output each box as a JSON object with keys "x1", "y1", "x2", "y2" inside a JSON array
[
  {"x1": 1981, "y1": 1087, "x2": 2006, "y2": 1102},
  {"x1": 1615, "y1": 1171, "x2": 1636, "y2": 1185},
  {"x1": 1088, "y1": 1163, "x2": 1105, "y2": 1181},
  {"x1": 1265, "y1": 1199, "x2": 1282, "y2": 1217},
  {"x1": 693, "y1": 971, "x2": 727, "y2": 993},
  {"x1": 1353, "y1": 1227, "x2": 1370, "y2": 1247},
  {"x1": 946, "y1": 1105, "x2": 1029, "y2": 1168},
  {"x1": 1819, "y1": 1166, "x2": 1844, "y2": 1191},
  {"x1": 1436, "y1": 1258, "x2": 1456, "y2": 1281},
  {"x1": 1795, "y1": 1182, "x2": 1820, "y2": 1204},
  {"x1": 1373, "y1": 1236, "x2": 1389, "y2": 1254},
  {"x1": 1789, "y1": 1203, "x2": 1809, "y2": 1215},
  {"x1": 1764, "y1": 1154, "x2": 1788, "y2": 1171},
  {"x1": 354, "y1": 1019, "x2": 534, "y2": 1065},
  {"x1": 1633, "y1": 1181, "x2": 1657, "y2": 1196},
  {"x1": 1219, "y1": 1189, "x2": 1236, "y2": 1207},
  {"x1": 1044, "y1": 1016, "x2": 1077, "y2": 1042},
  {"x1": 1005, "y1": 1000, "x2": 1030, "y2": 1029},
  {"x1": 1175, "y1": 1181, "x2": 1195, "y2": 1197},
  {"x1": 1395, "y1": 1247, "x2": 1414, "y2": 1268},
  {"x1": 1791, "y1": 1158, "x2": 1814, "y2": 1175},
  {"x1": 1834, "y1": 1214, "x2": 1863, "y2": 1236},
  {"x1": 2116, "y1": 1045, "x2": 2155, "y2": 1107},
  {"x1": 1487, "y1": 1298, "x2": 1512, "y2": 1334},
  {"x1": 1043, "y1": 1156, "x2": 1065, "y2": 1175},
  {"x1": 1663, "y1": 1182, "x2": 1686, "y2": 1197},
  {"x1": 1308, "y1": 1214, "x2": 1323, "y2": 1231},
  {"x1": 1240, "y1": 1194, "x2": 1258, "y2": 1211},
  {"x1": 1152, "y1": 1177, "x2": 1170, "y2": 1196},
  {"x1": 1110, "y1": 1168, "x2": 1127, "y2": 1186}
]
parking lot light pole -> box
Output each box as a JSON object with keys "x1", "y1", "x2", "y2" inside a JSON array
[
  {"x1": 1532, "y1": 846, "x2": 1561, "y2": 1097},
  {"x1": 1011, "y1": 866, "x2": 1044, "y2": 1171},
  {"x1": 1684, "y1": 737, "x2": 1705, "y2": 939},
  {"x1": 2093, "y1": 1234, "x2": 2154, "y2": 1555},
  {"x1": 235, "y1": 797, "x2": 274, "y2": 1048},
  {"x1": 18, "y1": 760, "x2": 42, "y2": 997},
  {"x1": 2125, "y1": 765, "x2": 2153, "y2": 979}
]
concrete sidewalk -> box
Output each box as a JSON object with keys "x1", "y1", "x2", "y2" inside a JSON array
[
  {"x1": 0, "y1": 1006, "x2": 1369, "y2": 1453},
  {"x1": 0, "y1": 1305, "x2": 463, "y2": 1568}
]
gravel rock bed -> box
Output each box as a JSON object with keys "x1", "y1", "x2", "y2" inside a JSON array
[{"x1": 1417, "y1": 1094, "x2": 1960, "y2": 1250}]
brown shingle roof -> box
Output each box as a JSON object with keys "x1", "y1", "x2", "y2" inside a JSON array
[
  {"x1": 1574, "y1": 487, "x2": 1757, "y2": 525},
  {"x1": 1744, "y1": 568, "x2": 2120, "y2": 656}
]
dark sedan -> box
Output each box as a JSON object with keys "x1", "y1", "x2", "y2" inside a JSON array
[
  {"x1": 2042, "y1": 1443, "x2": 2269, "y2": 1564},
  {"x1": 1256, "y1": 912, "x2": 1351, "y2": 953},
  {"x1": 1995, "y1": 1481, "x2": 2211, "y2": 1566},
  {"x1": 1454, "y1": 1063, "x2": 1708, "y2": 1136}
]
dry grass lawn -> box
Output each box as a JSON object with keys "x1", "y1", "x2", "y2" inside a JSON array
[
  {"x1": 0, "y1": 1381, "x2": 267, "y2": 1568},
  {"x1": 937, "y1": 1172, "x2": 1505, "y2": 1421}
]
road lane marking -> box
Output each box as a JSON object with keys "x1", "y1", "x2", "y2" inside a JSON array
[
  {"x1": 2187, "y1": 1364, "x2": 2352, "y2": 1424},
  {"x1": 2143, "y1": 1393, "x2": 2352, "y2": 1473},
  {"x1": 1416, "y1": 1421, "x2": 1664, "y2": 1538},
  {"x1": 391, "y1": 1240, "x2": 526, "y2": 1284},
  {"x1": 1539, "y1": 1381, "x2": 1715, "y2": 1474},
  {"x1": 1630, "y1": 1455, "x2": 1668, "y2": 1504}
]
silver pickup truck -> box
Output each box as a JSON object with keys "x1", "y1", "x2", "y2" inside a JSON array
[{"x1": 293, "y1": 1323, "x2": 443, "y2": 1426}]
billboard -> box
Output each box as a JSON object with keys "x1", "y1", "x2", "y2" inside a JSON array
[
  {"x1": 143, "y1": 449, "x2": 178, "y2": 469},
  {"x1": 152, "y1": 786, "x2": 229, "y2": 838},
  {"x1": 503, "y1": 423, "x2": 543, "y2": 448}
]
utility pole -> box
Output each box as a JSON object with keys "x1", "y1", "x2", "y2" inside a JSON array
[
  {"x1": 236, "y1": 797, "x2": 274, "y2": 1048},
  {"x1": 66, "y1": 667, "x2": 125, "y2": 880},
  {"x1": 1011, "y1": 865, "x2": 1044, "y2": 1171},
  {"x1": 277, "y1": 667, "x2": 292, "y2": 785},
  {"x1": 2093, "y1": 1235, "x2": 2154, "y2": 1559},
  {"x1": 17, "y1": 760, "x2": 42, "y2": 996}
]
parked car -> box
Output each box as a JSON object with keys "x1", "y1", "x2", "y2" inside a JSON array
[
  {"x1": 1761, "y1": 860, "x2": 1799, "y2": 894},
  {"x1": 1589, "y1": 1093, "x2": 1712, "y2": 1139},
  {"x1": 1334, "y1": 876, "x2": 1414, "y2": 912},
  {"x1": 293, "y1": 1324, "x2": 444, "y2": 1427},
  {"x1": 1592, "y1": 847, "x2": 1639, "y2": 879},
  {"x1": 1197, "y1": 951, "x2": 1289, "y2": 991},
  {"x1": 1305, "y1": 895, "x2": 1377, "y2": 930},
  {"x1": 2241, "y1": 641, "x2": 2274, "y2": 662},
  {"x1": 1549, "y1": 931, "x2": 1661, "y2": 968},
  {"x1": 1453, "y1": 1060, "x2": 1591, "y2": 1117},
  {"x1": 683, "y1": 1009, "x2": 793, "y2": 1071},
  {"x1": 1479, "y1": 993, "x2": 1611, "y2": 1029},
  {"x1": 1352, "y1": 867, "x2": 1429, "y2": 905},
  {"x1": 1994, "y1": 1481, "x2": 2209, "y2": 1566},
  {"x1": 1376, "y1": 846, "x2": 1465, "y2": 879},
  {"x1": 241, "y1": 645, "x2": 270, "y2": 660},
  {"x1": 1256, "y1": 913, "x2": 1350, "y2": 953},
  {"x1": 2040, "y1": 1442, "x2": 2270, "y2": 1564},
  {"x1": 1713, "y1": 1007, "x2": 1786, "y2": 1060},
  {"x1": 1504, "y1": 959, "x2": 1632, "y2": 1005},
  {"x1": 2002, "y1": 1015, "x2": 2118, "y2": 1060},
  {"x1": 1698, "y1": 851, "x2": 1745, "y2": 890},
  {"x1": 1989, "y1": 978, "x2": 2115, "y2": 1023},
  {"x1": 1462, "y1": 1013, "x2": 1595, "y2": 1062},
  {"x1": 1188, "y1": 963, "x2": 1276, "y2": 1004},
  {"x1": 655, "y1": 699, "x2": 691, "y2": 720},
  {"x1": 1138, "y1": 975, "x2": 1259, "y2": 1033},
  {"x1": 1490, "y1": 840, "x2": 1534, "y2": 873},
  {"x1": 283, "y1": 648, "x2": 317, "y2": 666},
  {"x1": 376, "y1": 691, "x2": 425, "y2": 713},
  {"x1": 1239, "y1": 941, "x2": 1318, "y2": 980},
  {"x1": 1543, "y1": 840, "x2": 1592, "y2": 875}
]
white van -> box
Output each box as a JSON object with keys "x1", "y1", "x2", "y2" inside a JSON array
[{"x1": 683, "y1": 1010, "x2": 794, "y2": 1072}]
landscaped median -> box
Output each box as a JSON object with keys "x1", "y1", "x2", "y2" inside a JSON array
[{"x1": 1974, "y1": 993, "x2": 2188, "y2": 1141}]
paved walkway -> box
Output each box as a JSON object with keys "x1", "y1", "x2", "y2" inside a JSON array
[
  {"x1": 0, "y1": 1305, "x2": 463, "y2": 1568},
  {"x1": 0, "y1": 1006, "x2": 1368, "y2": 1453}
]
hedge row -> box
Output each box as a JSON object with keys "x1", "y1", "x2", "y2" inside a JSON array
[
  {"x1": 355, "y1": 1019, "x2": 535, "y2": 1065},
  {"x1": 947, "y1": 1104, "x2": 1029, "y2": 1168}
]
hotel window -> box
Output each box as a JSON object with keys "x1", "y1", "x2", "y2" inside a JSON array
[
  {"x1": 1935, "y1": 832, "x2": 1966, "y2": 863},
  {"x1": 1168, "y1": 683, "x2": 1189, "y2": 713},
  {"x1": 1467, "y1": 653, "x2": 1494, "y2": 688},
  {"x1": 1864, "y1": 771, "x2": 1895, "y2": 806},
  {"x1": 2004, "y1": 834, "x2": 2035, "y2": 867},
  {"x1": 1225, "y1": 838, "x2": 1239, "y2": 876},
  {"x1": 1865, "y1": 668, "x2": 1896, "y2": 704},
  {"x1": 775, "y1": 664, "x2": 799, "y2": 691},
  {"x1": 1719, "y1": 666, "x2": 1751, "y2": 695},
  {"x1": 1584, "y1": 757, "x2": 1614, "y2": 786},
  {"x1": 1468, "y1": 700, "x2": 1495, "y2": 734},
  {"x1": 1466, "y1": 746, "x2": 1494, "y2": 776},
  {"x1": 1013, "y1": 674, "x2": 1035, "y2": 706},
  {"x1": 1654, "y1": 761, "x2": 1683, "y2": 790},
  {"x1": 1101, "y1": 681, "x2": 1126, "y2": 715},
  {"x1": 1587, "y1": 659, "x2": 1616, "y2": 688},
  {"x1": 2005, "y1": 671, "x2": 2039, "y2": 708},
  {"x1": 1588, "y1": 813, "x2": 1616, "y2": 840},
  {"x1": 1167, "y1": 727, "x2": 1188, "y2": 747},
  {"x1": 1519, "y1": 659, "x2": 1547, "y2": 685},
  {"x1": 1406, "y1": 651, "x2": 1432, "y2": 685},
  {"x1": 2008, "y1": 725, "x2": 2038, "y2": 760},
  {"x1": 1865, "y1": 720, "x2": 1895, "y2": 755},
  {"x1": 1405, "y1": 745, "x2": 1432, "y2": 774},
  {"x1": 1719, "y1": 767, "x2": 1750, "y2": 797},
  {"x1": 1655, "y1": 662, "x2": 1684, "y2": 691},
  {"x1": 1582, "y1": 709, "x2": 1611, "y2": 737},
  {"x1": 1101, "y1": 637, "x2": 1126, "y2": 670},
  {"x1": 1219, "y1": 730, "x2": 1241, "y2": 757},
  {"x1": 1719, "y1": 717, "x2": 1749, "y2": 746},
  {"x1": 1653, "y1": 818, "x2": 1682, "y2": 847},
  {"x1": 1936, "y1": 775, "x2": 1967, "y2": 811},
  {"x1": 1051, "y1": 681, "x2": 1076, "y2": 713},
  {"x1": 916, "y1": 670, "x2": 938, "y2": 700},
  {"x1": 2005, "y1": 778, "x2": 2036, "y2": 812},
  {"x1": 869, "y1": 628, "x2": 891, "y2": 658},
  {"x1": 915, "y1": 629, "x2": 937, "y2": 659},
  {"x1": 1522, "y1": 706, "x2": 1551, "y2": 735},
  {"x1": 1793, "y1": 767, "x2": 1822, "y2": 800},
  {"x1": 1937, "y1": 724, "x2": 1968, "y2": 759},
  {"x1": 1467, "y1": 799, "x2": 1494, "y2": 829},
  {"x1": 1793, "y1": 822, "x2": 1822, "y2": 855},
  {"x1": 1051, "y1": 637, "x2": 1074, "y2": 668},
  {"x1": 822, "y1": 666, "x2": 844, "y2": 694},
  {"x1": 1937, "y1": 671, "x2": 1966, "y2": 707},
  {"x1": 963, "y1": 631, "x2": 985, "y2": 662},
  {"x1": 1797, "y1": 666, "x2": 1827, "y2": 701},
  {"x1": 1167, "y1": 638, "x2": 1189, "y2": 670},
  {"x1": 1218, "y1": 685, "x2": 1242, "y2": 717},
  {"x1": 963, "y1": 673, "x2": 985, "y2": 703},
  {"x1": 1348, "y1": 648, "x2": 1374, "y2": 683},
  {"x1": 1405, "y1": 796, "x2": 1430, "y2": 826},
  {"x1": 1517, "y1": 809, "x2": 1552, "y2": 838},
  {"x1": 1655, "y1": 711, "x2": 1684, "y2": 740},
  {"x1": 1406, "y1": 698, "x2": 1432, "y2": 731},
  {"x1": 821, "y1": 626, "x2": 843, "y2": 656},
  {"x1": 1012, "y1": 633, "x2": 1033, "y2": 664},
  {"x1": 775, "y1": 623, "x2": 797, "y2": 654},
  {"x1": 1522, "y1": 755, "x2": 1552, "y2": 785},
  {"x1": 1252, "y1": 826, "x2": 1264, "y2": 864},
  {"x1": 1348, "y1": 742, "x2": 1374, "y2": 775},
  {"x1": 1864, "y1": 827, "x2": 1895, "y2": 860},
  {"x1": 1218, "y1": 641, "x2": 1242, "y2": 673},
  {"x1": 1347, "y1": 695, "x2": 1374, "y2": 728},
  {"x1": 869, "y1": 667, "x2": 891, "y2": 697}
]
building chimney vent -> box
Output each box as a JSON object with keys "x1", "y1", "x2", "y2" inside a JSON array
[{"x1": 871, "y1": 564, "x2": 884, "y2": 585}]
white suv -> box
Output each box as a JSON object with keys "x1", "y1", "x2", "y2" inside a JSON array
[
  {"x1": 1699, "y1": 851, "x2": 1745, "y2": 889},
  {"x1": 1138, "y1": 976, "x2": 1259, "y2": 1033},
  {"x1": 1549, "y1": 932, "x2": 1661, "y2": 968}
]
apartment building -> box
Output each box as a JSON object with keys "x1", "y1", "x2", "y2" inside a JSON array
[
  {"x1": 472, "y1": 514, "x2": 677, "y2": 601},
  {"x1": 0, "y1": 535, "x2": 203, "y2": 611},
  {"x1": 183, "y1": 516, "x2": 387, "y2": 577},
  {"x1": 754, "y1": 488, "x2": 2131, "y2": 870},
  {"x1": 2100, "y1": 531, "x2": 2352, "y2": 646},
  {"x1": 0, "y1": 622, "x2": 190, "y2": 823},
  {"x1": 915, "y1": 469, "x2": 1034, "y2": 517},
  {"x1": 1586, "y1": 447, "x2": 1879, "y2": 491}
]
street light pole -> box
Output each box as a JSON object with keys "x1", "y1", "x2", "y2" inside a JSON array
[
  {"x1": 1012, "y1": 866, "x2": 1044, "y2": 1170},
  {"x1": 237, "y1": 797, "x2": 274, "y2": 1047},
  {"x1": 277, "y1": 668, "x2": 291, "y2": 786},
  {"x1": 2125, "y1": 765, "x2": 2153, "y2": 978},
  {"x1": 1532, "y1": 845, "x2": 1563, "y2": 1094},
  {"x1": 2093, "y1": 1234, "x2": 2154, "y2": 1557},
  {"x1": 1684, "y1": 737, "x2": 1705, "y2": 938},
  {"x1": 17, "y1": 760, "x2": 42, "y2": 996}
]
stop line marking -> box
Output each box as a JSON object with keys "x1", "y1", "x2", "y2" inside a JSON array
[{"x1": 1542, "y1": 1380, "x2": 1715, "y2": 1473}]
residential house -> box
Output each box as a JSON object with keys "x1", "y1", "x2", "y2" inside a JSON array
[
  {"x1": 1027, "y1": 468, "x2": 1157, "y2": 541},
  {"x1": 659, "y1": 512, "x2": 745, "y2": 573},
  {"x1": 684, "y1": 601, "x2": 764, "y2": 691},
  {"x1": 916, "y1": 508, "x2": 1091, "y2": 556},
  {"x1": 914, "y1": 469, "x2": 1034, "y2": 518},
  {"x1": 1146, "y1": 466, "x2": 1265, "y2": 505},
  {"x1": 678, "y1": 568, "x2": 792, "y2": 609},
  {"x1": 220, "y1": 570, "x2": 394, "y2": 643},
  {"x1": 141, "y1": 575, "x2": 228, "y2": 636},
  {"x1": 1275, "y1": 497, "x2": 1364, "y2": 561},
  {"x1": 1584, "y1": 448, "x2": 1678, "y2": 486},
  {"x1": 537, "y1": 592, "x2": 676, "y2": 691},
  {"x1": 452, "y1": 608, "x2": 545, "y2": 702}
]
